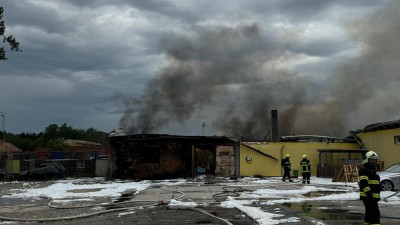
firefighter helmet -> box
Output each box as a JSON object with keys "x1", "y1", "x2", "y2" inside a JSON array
[
  {"x1": 365, "y1": 151, "x2": 379, "y2": 160},
  {"x1": 302, "y1": 155, "x2": 307, "y2": 159},
  {"x1": 285, "y1": 154, "x2": 290, "y2": 158}
]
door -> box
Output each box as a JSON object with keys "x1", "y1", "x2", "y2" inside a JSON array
[{"x1": 215, "y1": 146, "x2": 234, "y2": 177}]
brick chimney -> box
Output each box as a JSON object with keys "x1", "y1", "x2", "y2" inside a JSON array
[{"x1": 271, "y1": 110, "x2": 279, "y2": 142}]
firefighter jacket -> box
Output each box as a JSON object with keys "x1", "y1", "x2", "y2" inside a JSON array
[
  {"x1": 359, "y1": 163, "x2": 381, "y2": 201},
  {"x1": 281, "y1": 158, "x2": 291, "y2": 171},
  {"x1": 300, "y1": 158, "x2": 311, "y2": 173}
]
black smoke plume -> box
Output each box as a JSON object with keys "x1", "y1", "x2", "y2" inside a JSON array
[{"x1": 120, "y1": 2, "x2": 400, "y2": 139}]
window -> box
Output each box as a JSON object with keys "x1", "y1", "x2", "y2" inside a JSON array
[{"x1": 394, "y1": 136, "x2": 400, "y2": 144}]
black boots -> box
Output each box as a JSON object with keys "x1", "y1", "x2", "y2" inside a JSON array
[{"x1": 282, "y1": 178, "x2": 294, "y2": 182}]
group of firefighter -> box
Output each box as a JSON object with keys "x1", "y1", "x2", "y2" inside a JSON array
[
  {"x1": 281, "y1": 154, "x2": 311, "y2": 184},
  {"x1": 281, "y1": 151, "x2": 382, "y2": 225}
]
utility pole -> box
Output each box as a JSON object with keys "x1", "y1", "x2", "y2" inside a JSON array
[{"x1": 1, "y1": 112, "x2": 5, "y2": 152}]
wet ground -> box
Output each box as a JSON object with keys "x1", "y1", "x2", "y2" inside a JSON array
[{"x1": 1, "y1": 178, "x2": 400, "y2": 224}]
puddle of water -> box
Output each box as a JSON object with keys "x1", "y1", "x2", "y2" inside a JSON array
[
  {"x1": 303, "y1": 191, "x2": 346, "y2": 198},
  {"x1": 195, "y1": 220, "x2": 213, "y2": 224},
  {"x1": 67, "y1": 188, "x2": 103, "y2": 193},
  {"x1": 282, "y1": 202, "x2": 364, "y2": 221},
  {"x1": 1, "y1": 196, "x2": 51, "y2": 204},
  {"x1": 0, "y1": 197, "x2": 32, "y2": 206}
]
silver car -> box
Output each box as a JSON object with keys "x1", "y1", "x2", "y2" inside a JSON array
[{"x1": 379, "y1": 163, "x2": 400, "y2": 191}]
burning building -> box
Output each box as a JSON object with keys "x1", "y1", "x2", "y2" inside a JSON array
[{"x1": 107, "y1": 130, "x2": 239, "y2": 180}]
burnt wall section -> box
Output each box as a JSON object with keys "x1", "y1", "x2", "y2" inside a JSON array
[
  {"x1": 194, "y1": 145, "x2": 216, "y2": 176},
  {"x1": 108, "y1": 134, "x2": 238, "y2": 180}
]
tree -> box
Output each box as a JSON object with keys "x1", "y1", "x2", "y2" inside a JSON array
[
  {"x1": 0, "y1": 6, "x2": 22, "y2": 60},
  {"x1": 5, "y1": 123, "x2": 108, "y2": 150},
  {"x1": 43, "y1": 124, "x2": 59, "y2": 143},
  {"x1": 83, "y1": 127, "x2": 108, "y2": 145},
  {"x1": 47, "y1": 139, "x2": 68, "y2": 151},
  {"x1": 59, "y1": 123, "x2": 74, "y2": 140}
]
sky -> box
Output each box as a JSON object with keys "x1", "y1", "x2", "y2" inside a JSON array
[
  {"x1": 1, "y1": 0, "x2": 400, "y2": 139},
  {"x1": 2, "y1": 177, "x2": 400, "y2": 224}
]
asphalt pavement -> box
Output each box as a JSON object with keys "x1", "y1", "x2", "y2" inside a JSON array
[{"x1": 0, "y1": 178, "x2": 400, "y2": 225}]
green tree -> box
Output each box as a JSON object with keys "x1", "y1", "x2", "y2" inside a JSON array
[
  {"x1": 35, "y1": 135, "x2": 47, "y2": 148},
  {"x1": 47, "y1": 139, "x2": 68, "y2": 151},
  {"x1": 43, "y1": 124, "x2": 59, "y2": 143},
  {"x1": 5, "y1": 123, "x2": 109, "y2": 150},
  {"x1": 1, "y1": 6, "x2": 21, "y2": 60},
  {"x1": 59, "y1": 123, "x2": 73, "y2": 139},
  {"x1": 83, "y1": 127, "x2": 108, "y2": 145}
]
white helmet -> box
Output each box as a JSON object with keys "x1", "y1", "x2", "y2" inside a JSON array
[{"x1": 365, "y1": 151, "x2": 379, "y2": 160}]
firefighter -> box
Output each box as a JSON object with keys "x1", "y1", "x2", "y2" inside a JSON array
[
  {"x1": 300, "y1": 155, "x2": 311, "y2": 184},
  {"x1": 281, "y1": 154, "x2": 293, "y2": 182},
  {"x1": 359, "y1": 151, "x2": 381, "y2": 225}
]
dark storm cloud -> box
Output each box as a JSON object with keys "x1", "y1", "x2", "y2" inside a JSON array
[
  {"x1": 65, "y1": 0, "x2": 200, "y2": 24},
  {"x1": 1, "y1": 0, "x2": 396, "y2": 137},
  {"x1": 2, "y1": 1, "x2": 151, "y2": 77},
  {"x1": 66, "y1": 0, "x2": 175, "y2": 10},
  {"x1": 1, "y1": 0, "x2": 147, "y2": 133},
  {"x1": 295, "y1": 37, "x2": 353, "y2": 57},
  {"x1": 3, "y1": 1, "x2": 77, "y2": 34},
  {"x1": 248, "y1": 0, "x2": 385, "y2": 22}
]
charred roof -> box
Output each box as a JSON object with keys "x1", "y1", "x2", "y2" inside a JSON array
[
  {"x1": 108, "y1": 133, "x2": 238, "y2": 145},
  {"x1": 280, "y1": 135, "x2": 356, "y2": 143},
  {"x1": 361, "y1": 119, "x2": 400, "y2": 133}
]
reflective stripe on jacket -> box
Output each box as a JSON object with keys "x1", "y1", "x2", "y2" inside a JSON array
[
  {"x1": 300, "y1": 158, "x2": 311, "y2": 173},
  {"x1": 282, "y1": 158, "x2": 291, "y2": 169},
  {"x1": 358, "y1": 163, "x2": 381, "y2": 201}
]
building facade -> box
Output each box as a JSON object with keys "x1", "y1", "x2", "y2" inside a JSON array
[
  {"x1": 107, "y1": 133, "x2": 240, "y2": 180},
  {"x1": 240, "y1": 137, "x2": 361, "y2": 177},
  {"x1": 354, "y1": 120, "x2": 400, "y2": 169}
]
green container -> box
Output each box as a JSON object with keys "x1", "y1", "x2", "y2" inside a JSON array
[{"x1": 293, "y1": 169, "x2": 298, "y2": 177}]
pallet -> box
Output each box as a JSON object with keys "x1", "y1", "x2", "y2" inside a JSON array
[{"x1": 332, "y1": 164, "x2": 359, "y2": 182}]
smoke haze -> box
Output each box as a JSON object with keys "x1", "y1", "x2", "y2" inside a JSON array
[{"x1": 120, "y1": 2, "x2": 400, "y2": 139}]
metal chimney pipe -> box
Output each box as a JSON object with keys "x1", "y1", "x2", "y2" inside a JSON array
[{"x1": 271, "y1": 110, "x2": 278, "y2": 142}]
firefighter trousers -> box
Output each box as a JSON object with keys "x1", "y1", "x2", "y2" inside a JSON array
[
  {"x1": 302, "y1": 172, "x2": 310, "y2": 184},
  {"x1": 282, "y1": 168, "x2": 291, "y2": 180},
  {"x1": 362, "y1": 199, "x2": 380, "y2": 225}
]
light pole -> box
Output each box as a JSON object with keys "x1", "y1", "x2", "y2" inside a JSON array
[{"x1": 1, "y1": 112, "x2": 5, "y2": 152}]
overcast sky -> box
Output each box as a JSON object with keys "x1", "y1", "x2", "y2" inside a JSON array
[{"x1": 1, "y1": 0, "x2": 399, "y2": 138}]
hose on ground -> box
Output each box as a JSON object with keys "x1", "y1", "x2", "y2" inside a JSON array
[
  {"x1": 0, "y1": 184, "x2": 231, "y2": 223},
  {"x1": 173, "y1": 207, "x2": 233, "y2": 225},
  {"x1": 383, "y1": 190, "x2": 400, "y2": 202},
  {"x1": 0, "y1": 202, "x2": 158, "y2": 222},
  {"x1": 213, "y1": 186, "x2": 248, "y2": 202}
]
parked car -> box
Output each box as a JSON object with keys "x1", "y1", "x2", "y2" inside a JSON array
[
  {"x1": 20, "y1": 162, "x2": 66, "y2": 180},
  {"x1": 379, "y1": 163, "x2": 400, "y2": 191}
]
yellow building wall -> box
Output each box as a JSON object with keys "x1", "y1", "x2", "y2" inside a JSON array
[
  {"x1": 357, "y1": 128, "x2": 400, "y2": 169},
  {"x1": 240, "y1": 142, "x2": 359, "y2": 177}
]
